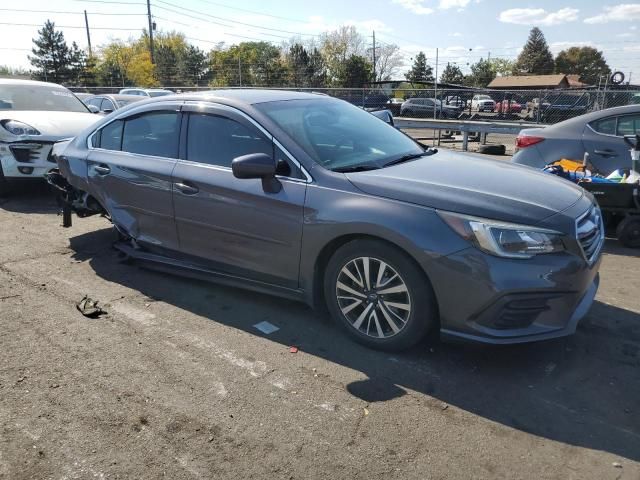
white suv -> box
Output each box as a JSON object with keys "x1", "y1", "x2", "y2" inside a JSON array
[
  {"x1": 471, "y1": 95, "x2": 496, "y2": 112},
  {"x1": 118, "y1": 88, "x2": 174, "y2": 97},
  {"x1": 0, "y1": 79, "x2": 99, "y2": 195}
]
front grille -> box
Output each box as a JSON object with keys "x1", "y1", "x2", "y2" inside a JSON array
[
  {"x1": 576, "y1": 205, "x2": 604, "y2": 264},
  {"x1": 9, "y1": 142, "x2": 53, "y2": 164}
]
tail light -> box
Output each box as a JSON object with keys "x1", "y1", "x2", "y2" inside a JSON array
[{"x1": 516, "y1": 135, "x2": 545, "y2": 148}]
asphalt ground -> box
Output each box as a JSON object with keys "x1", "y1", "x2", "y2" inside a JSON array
[{"x1": 0, "y1": 184, "x2": 639, "y2": 480}]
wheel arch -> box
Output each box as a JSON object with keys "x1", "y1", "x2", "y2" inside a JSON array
[{"x1": 308, "y1": 233, "x2": 440, "y2": 329}]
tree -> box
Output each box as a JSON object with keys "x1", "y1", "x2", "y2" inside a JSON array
[
  {"x1": 465, "y1": 58, "x2": 495, "y2": 87},
  {"x1": 515, "y1": 27, "x2": 555, "y2": 75},
  {"x1": 405, "y1": 52, "x2": 433, "y2": 83},
  {"x1": 440, "y1": 63, "x2": 464, "y2": 84},
  {"x1": 371, "y1": 44, "x2": 403, "y2": 81},
  {"x1": 179, "y1": 45, "x2": 208, "y2": 86},
  {"x1": 489, "y1": 58, "x2": 516, "y2": 77},
  {"x1": 209, "y1": 42, "x2": 286, "y2": 87},
  {"x1": 555, "y1": 46, "x2": 611, "y2": 85},
  {"x1": 29, "y1": 20, "x2": 71, "y2": 83},
  {"x1": 337, "y1": 55, "x2": 372, "y2": 87},
  {"x1": 287, "y1": 43, "x2": 310, "y2": 87},
  {"x1": 307, "y1": 47, "x2": 327, "y2": 88},
  {"x1": 321, "y1": 26, "x2": 366, "y2": 85}
]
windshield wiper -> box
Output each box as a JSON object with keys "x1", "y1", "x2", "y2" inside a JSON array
[
  {"x1": 382, "y1": 151, "x2": 433, "y2": 168},
  {"x1": 332, "y1": 164, "x2": 381, "y2": 173}
]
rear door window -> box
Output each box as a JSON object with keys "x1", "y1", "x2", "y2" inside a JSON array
[
  {"x1": 590, "y1": 117, "x2": 617, "y2": 135},
  {"x1": 100, "y1": 99, "x2": 116, "y2": 111},
  {"x1": 121, "y1": 111, "x2": 180, "y2": 158},
  {"x1": 186, "y1": 113, "x2": 271, "y2": 168}
]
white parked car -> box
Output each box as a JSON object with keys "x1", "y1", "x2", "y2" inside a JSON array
[
  {"x1": 0, "y1": 79, "x2": 99, "y2": 195},
  {"x1": 471, "y1": 94, "x2": 496, "y2": 112},
  {"x1": 118, "y1": 88, "x2": 173, "y2": 97}
]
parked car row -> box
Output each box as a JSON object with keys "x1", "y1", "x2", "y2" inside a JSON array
[{"x1": 2, "y1": 78, "x2": 606, "y2": 352}]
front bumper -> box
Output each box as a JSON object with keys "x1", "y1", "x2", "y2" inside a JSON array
[
  {"x1": 0, "y1": 142, "x2": 56, "y2": 179},
  {"x1": 427, "y1": 246, "x2": 602, "y2": 345}
]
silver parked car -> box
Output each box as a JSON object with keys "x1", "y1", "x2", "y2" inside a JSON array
[
  {"x1": 0, "y1": 79, "x2": 100, "y2": 195},
  {"x1": 119, "y1": 88, "x2": 173, "y2": 98},
  {"x1": 49, "y1": 90, "x2": 602, "y2": 351},
  {"x1": 83, "y1": 94, "x2": 144, "y2": 115},
  {"x1": 512, "y1": 105, "x2": 640, "y2": 174}
]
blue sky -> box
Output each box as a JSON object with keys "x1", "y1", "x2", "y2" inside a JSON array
[{"x1": 1, "y1": 0, "x2": 640, "y2": 80}]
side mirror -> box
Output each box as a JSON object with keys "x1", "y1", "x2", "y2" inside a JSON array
[
  {"x1": 231, "y1": 153, "x2": 281, "y2": 193},
  {"x1": 87, "y1": 105, "x2": 100, "y2": 114}
]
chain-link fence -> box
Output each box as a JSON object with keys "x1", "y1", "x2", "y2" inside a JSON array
[{"x1": 68, "y1": 85, "x2": 640, "y2": 156}]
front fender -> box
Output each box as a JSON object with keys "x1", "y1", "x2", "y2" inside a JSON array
[{"x1": 299, "y1": 183, "x2": 470, "y2": 305}]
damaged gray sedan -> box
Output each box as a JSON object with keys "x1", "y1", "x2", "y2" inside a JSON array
[{"x1": 49, "y1": 90, "x2": 603, "y2": 351}]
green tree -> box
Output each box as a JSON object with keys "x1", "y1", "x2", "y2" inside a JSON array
[
  {"x1": 465, "y1": 58, "x2": 495, "y2": 87},
  {"x1": 405, "y1": 52, "x2": 433, "y2": 83},
  {"x1": 515, "y1": 27, "x2": 555, "y2": 75},
  {"x1": 555, "y1": 46, "x2": 611, "y2": 85},
  {"x1": 29, "y1": 20, "x2": 71, "y2": 83},
  {"x1": 337, "y1": 55, "x2": 372, "y2": 87},
  {"x1": 287, "y1": 43, "x2": 310, "y2": 87},
  {"x1": 489, "y1": 58, "x2": 516, "y2": 77},
  {"x1": 440, "y1": 63, "x2": 464, "y2": 84},
  {"x1": 307, "y1": 47, "x2": 327, "y2": 87},
  {"x1": 179, "y1": 45, "x2": 208, "y2": 86},
  {"x1": 210, "y1": 42, "x2": 286, "y2": 87}
]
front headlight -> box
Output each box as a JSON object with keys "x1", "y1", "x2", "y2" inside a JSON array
[
  {"x1": 1, "y1": 120, "x2": 40, "y2": 136},
  {"x1": 438, "y1": 211, "x2": 565, "y2": 259}
]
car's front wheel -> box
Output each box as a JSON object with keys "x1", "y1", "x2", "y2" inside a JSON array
[{"x1": 324, "y1": 239, "x2": 437, "y2": 351}]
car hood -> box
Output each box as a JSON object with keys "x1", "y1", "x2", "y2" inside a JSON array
[
  {"x1": 0, "y1": 111, "x2": 99, "y2": 142},
  {"x1": 346, "y1": 150, "x2": 585, "y2": 225}
]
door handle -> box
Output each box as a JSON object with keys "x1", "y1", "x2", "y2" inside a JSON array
[
  {"x1": 174, "y1": 181, "x2": 199, "y2": 195},
  {"x1": 593, "y1": 149, "x2": 616, "y2": 157},
  {"x1": 93, "y1": 164, "x2": 110, "y2": 175}
]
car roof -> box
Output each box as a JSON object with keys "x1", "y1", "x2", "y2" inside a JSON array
[
  {"x1": 0, "y1": 78, "x2": 68, "y2": 88},
  {"x1": 91, "y1": 94, "x2": 144, "y2": 101},
  {"x1": 140, "y1": 88, "x2": 329, "y2": 106}
]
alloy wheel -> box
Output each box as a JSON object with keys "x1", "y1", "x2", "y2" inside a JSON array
[{"x1": 335, "y1": 256, "x2": 412, "y2": 339}]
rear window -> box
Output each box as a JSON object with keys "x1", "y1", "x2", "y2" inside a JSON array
[
  {"x1": 616, "y1": 115, "x2": 640, "y2": 136},
  {"x1": 0, "y1": 85, "x2": 89, "y2": 112}
]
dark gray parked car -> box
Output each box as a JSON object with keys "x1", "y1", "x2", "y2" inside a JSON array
[
  {"x1": 512, "y1": 104, "x2": 640, "y2": 174},
  {"x1": 49, "y1": 90, "x2": 603, "y2": 350}
]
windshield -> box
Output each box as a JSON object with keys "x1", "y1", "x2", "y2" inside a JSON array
[
  {"x1": 116, "y1": 99, "x2": 139, "y2": 107},
  {"x1": 0, "y1": 85, "x2": 89, "y2": 112},
  {"x1": 256, "y1": 98, "x2": 424, "y2": 172},
  {"x1": 478, "y1": 95, "x2": 492, "y2": 100}
]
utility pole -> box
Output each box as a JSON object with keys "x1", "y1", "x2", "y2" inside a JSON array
[
  {"x1": 372, "y1": 30, "x2": 376, "y2": 82},
  {"x1": 84, "y1": 10, "x2": 92, "y2": 56},
  {"x1": 434, "y1": 47, "x2": 439, "y2": 120},
  {"x1": 238, "y1": 57, "x2": 242, "y2": 86},
  {"x1": 146, "y1": 0, "x2": 155, "y2": 64},
  {"x1": 487, "y1": 51, "x2": 491, "y2": 61}
]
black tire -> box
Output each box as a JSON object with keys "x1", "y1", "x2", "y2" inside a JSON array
[
  {"x1": 323, "y1": 239, "x2": 438, "y2": 351},
  {"x1": 616, "y1": 216, "x2": 640, "y2": 248}
]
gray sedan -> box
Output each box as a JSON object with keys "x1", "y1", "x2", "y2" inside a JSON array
[
  {"x1": 512, "y1": 104, "x2": 640, "y2": 174},
  {"x1": 49, "y1": 90, "x2": 602, "y2": 351}
]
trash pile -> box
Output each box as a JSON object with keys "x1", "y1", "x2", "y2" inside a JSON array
[{"x1": 543, "y1": 157, "x2": 640, "y2": 185}]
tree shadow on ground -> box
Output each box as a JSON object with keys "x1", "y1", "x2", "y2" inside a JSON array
[{"x1": 67, "y1": 226, "x2": 640, "y2": 462}]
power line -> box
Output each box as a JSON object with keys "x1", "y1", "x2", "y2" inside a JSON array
[
  {"x1": 0, "y1": 7, "x2": 147, "y2": 15},
  {"x1": 190, "y1": 0, "x2": 309, "y2": 24},
  {"x1": 0, "y1": 22, "x2": 142, "y2": 31},
  {"x1": 153, "y1": 0, "x2": 318, "y2": 37}
]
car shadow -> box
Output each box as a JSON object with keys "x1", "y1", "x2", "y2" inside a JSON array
[
  {"x1": 67, "y1": 226, "x2": 640, "y2": 462},
  {"x1": 0, "y1": 182, "x2": 59, "y2": 214}
]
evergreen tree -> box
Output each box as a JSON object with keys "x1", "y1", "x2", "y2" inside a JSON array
[
  {"x1": 515, "y1": 27, "x2": 555, "y2": 75},
  {"x1": 29, "y1": 20, "x2": 71, "y2": 83},
  {"x1": 179, "y1": 45, "x2": 208, "y2": 86},
  {"x1": 405, "y1": 52, "x2": 433, "y2": 83},
  {"x1": 287, "y1": 43, "x2": 310, "y2": 86},
  {"x1": 307, "y1": 48, "x2": 327, "y2": 88},
  {"x1": 440, "y1": 63, "x2": 464, "y2": 84},
  {"x1": 338, "y1": 55, "x2": 372, "y2": 87},
  {"x1": 555, "y1": 46, "x2": 611, "y2": 85}
]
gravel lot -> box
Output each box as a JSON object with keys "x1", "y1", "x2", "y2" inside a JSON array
[{"x1": 1, "y1": 185, "x2": 639, "y2": 479}]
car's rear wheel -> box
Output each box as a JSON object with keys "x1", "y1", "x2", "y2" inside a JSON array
[{"x1": 323, "y1": 239, "x2": 437, "y2": 351}]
